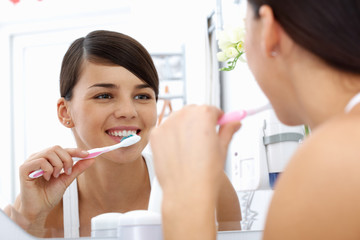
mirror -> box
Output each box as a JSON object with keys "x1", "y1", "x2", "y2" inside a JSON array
[{"x1": 0, "y1": 0, "x2": 275, "y2": 238}]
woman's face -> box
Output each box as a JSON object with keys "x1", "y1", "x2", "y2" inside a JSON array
[
  {"x1": 66, "y1": 61, "x2": 157, "y2": 163},
  {"x1": 245, "y1": 3, "x2": 272, "y2": 99},
  {"x1": 244, "y1": 3, "x2": 300, "y2": 125}
]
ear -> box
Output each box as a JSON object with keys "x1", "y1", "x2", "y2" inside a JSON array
[
  {"x1": 57, "y1": 98, "x2": 73, "y2": 128},
  {"x1": 258, "y1": 5, "x2": 281, "y2": 58}
]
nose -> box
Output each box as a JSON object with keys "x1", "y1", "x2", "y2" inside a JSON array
[{"x1": 113, "y1": 99, "x2": 138, "y2": 119}]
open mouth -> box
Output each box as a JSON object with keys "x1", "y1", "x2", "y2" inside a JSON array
[{"x1": 106, "y1": 129, "x2": 141, "y2": 138}]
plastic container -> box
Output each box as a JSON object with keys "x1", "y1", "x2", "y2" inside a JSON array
[
  {"x1": 117, "y1": 210, "x2": 163, "y2": 240},
  {"x1": 91, "y1": 212, "x2": 122, "y2": 238},
  {"x1": 263, "y1": 111, "x2": 304, "y2": 188}
]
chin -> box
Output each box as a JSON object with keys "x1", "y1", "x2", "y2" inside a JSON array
[
  {"x1": 276, "y1": 112, "x2": 304, "y2": 126},
  {"x1": 271, "y1": 106, "x2": 304, "y2": 126}
]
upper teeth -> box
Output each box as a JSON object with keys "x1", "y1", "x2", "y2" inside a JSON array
[{"x1": 108, "y1": 130, "x2": 137, "y2": 137}]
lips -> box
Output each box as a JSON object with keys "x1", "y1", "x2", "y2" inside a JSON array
[{"x1": 106, "y1": 127, "x2": 141, "y2": 139}]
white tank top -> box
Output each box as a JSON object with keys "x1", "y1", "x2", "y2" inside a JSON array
[{"x1": 62, "y1": 152, "x2": 155, "y2": 238}]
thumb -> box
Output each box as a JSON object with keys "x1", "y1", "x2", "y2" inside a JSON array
[
  {"x1": 61, "y1": 148, "x2": 90, "y2": 176},
  {"x1": 218, "y1": 121, "x2": 241, "y2": 152},
  {"x1": 58, "y1": 159, "x2": 95, "y2": 187},
  {"x1": 66, "y1": 148, "x2": 89, "y2": 158}
]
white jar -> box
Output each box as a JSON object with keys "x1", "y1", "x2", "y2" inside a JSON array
[
  {"x1": 91, "y1": 212, "x2": 122, "y2": 238},
  {"x1": 117, "y1": 210, "x2": 162, "y2": 240}
]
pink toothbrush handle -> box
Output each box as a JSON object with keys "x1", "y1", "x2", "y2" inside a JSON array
[
  {"x1": 27, "y1": 134, "x2": 139, "y2": 179},
  {"x1": 72, "y1": 150, "x2": 106, "y2": 161},
  {"x1": 28, "y1": 151, "x2": 106, "y2": 179},
  {"x1": 217, "y1": 110, "x2": 247, "y2": 125},
  {"x1": 28, "y1": 169, "x2": 45, "y2": 179}
]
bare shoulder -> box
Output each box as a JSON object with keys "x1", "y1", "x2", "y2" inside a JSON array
[{"x1": 264, "y1": 114, "x2": 360, "y2": 240}]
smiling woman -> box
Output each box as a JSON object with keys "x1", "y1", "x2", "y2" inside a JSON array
[
  {"x1": 12, "y1": 30, "x2": 159, "y2": 238},
  {"x1": 5, "y1": 30, "x2": 241, "y2": 238}
]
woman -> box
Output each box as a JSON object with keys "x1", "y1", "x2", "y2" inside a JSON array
[
  {"x1": 11, "y1": 30, "x2": 241, "y2": 237},
  {"x1": 150, "y1": 0, "x2": 360, "y2": 239}
]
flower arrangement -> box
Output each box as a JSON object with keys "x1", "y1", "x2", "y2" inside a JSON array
[{"x1": 216, "y1": 26, "x2": 245, "y2": 71}]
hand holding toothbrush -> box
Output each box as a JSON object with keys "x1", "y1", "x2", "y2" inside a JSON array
[
  {"x1": 150, "y1": 105, "x2": 241, "y2": 239},
  {"x1": 15, "y1": 135, "x2": 140, "y2": 232},
  {"x1": 28, "y1": 134, "x2": 141, "y2": 179},
  {"x1": 150, "y1": 103, "x2": 272, "y2": 238},
  {"x1": 217, "y1": 103, "x2": 272, "y2": 125},
  {"x1": 16, "y1": 146, "x2": 94, "y2": 228}
]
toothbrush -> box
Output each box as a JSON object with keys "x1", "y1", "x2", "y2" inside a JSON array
[
  {"x1": 28, "y1": 134, "x2": 141, "y2": 179},
  {"x1": 217, "y1": 103, "x2": 272, "y2": 125}
]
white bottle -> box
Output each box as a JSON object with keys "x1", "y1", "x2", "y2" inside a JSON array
[
  {"x1": 117, "y1": 210, "x2": 162, "y2": 240},
  {"x1": 91, "y1": 212, "x2": 122, "y2": 238}
]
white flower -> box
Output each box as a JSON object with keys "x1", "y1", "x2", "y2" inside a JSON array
[
  {"x1": 217, "y1": 24, "x2": 246, "y2": 71},
  {"x1": 225, "y1": 47, "x2": 239, "y2": 58},
  {"x1": 217, "y1": 51, "x2": 229, "y2": 62},
  {"x1": 218, "y1": 38, "x2": 233, "y2": 51},
  {"x1": 236, "y1": 41, "x2": 244, "y2": 52},
  {"x1": 229, "y1": 26, "x2": 245, "y2": 43}
]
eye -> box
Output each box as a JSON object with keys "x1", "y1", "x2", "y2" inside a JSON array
[
  {"x1": 134, "y1": 94, "x2": 151, "y2": 100},
  {"x1": 95, "y1": 93, "x2": 113, "y2": 99}
]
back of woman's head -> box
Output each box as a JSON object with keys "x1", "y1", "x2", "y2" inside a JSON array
[
  {"x1": 248, "y1": 0, "x2": 360, "y2": 74},
  {"x1": 60, "y1": 30, "x2": 159, "y2": 100}
]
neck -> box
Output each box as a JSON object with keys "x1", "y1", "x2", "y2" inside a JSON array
[
  {"x1": 302, "y1": 73, "x2": 360, "y2": 129},
  {"x1": 77, "y1": 155, "x2": 151, "y2": 212},
  {"x1": 284, "y1": 50, "x2": 360, "y2": 129}
]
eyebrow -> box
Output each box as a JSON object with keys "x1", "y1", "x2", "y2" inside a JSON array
[
  {"x1": 135, "y1": 83, "x2": 152, "y2": 90},
  {"x1": 88, "y1": 83, "x2": 118, "y2": 89},
  {"x1": 88, "y1": 83, "x2": 151, "y2": 90}
]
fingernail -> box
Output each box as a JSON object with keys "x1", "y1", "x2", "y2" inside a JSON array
[
  {"x1": 67, "y1": 168, "x2": 72, "y2": 175},
  {"x1": 82, "y1": 150, "x2": 88, "y2": 155},
  {"x1": 54, "y1": 172, "x2": 60, "y2": 178}
]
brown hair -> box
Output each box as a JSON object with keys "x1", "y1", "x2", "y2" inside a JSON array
[
  {"x1": 60, "y1": 30, "x2": 159, "y2": 100},
  {"x1": 247, "y1": 0, "x2": 360, "y2": 74}
]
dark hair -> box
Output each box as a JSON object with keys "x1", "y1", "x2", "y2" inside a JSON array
[
  {"x1": 60, "y1": 30, "x2": 159, "y2": 100},
  {"x1": 247, "y1": 0, "x2": 360, "y2": 74}
]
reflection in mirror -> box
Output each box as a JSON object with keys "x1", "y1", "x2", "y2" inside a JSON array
[
  {"x1": 0, "y1": 0, "x2": 305, "y2": 239},
  {"x1": 0, "y1": 0, "x2": 248, "y2": 238},
  {"x1": 218, "y1": 0, "x2": 306, "y2": 232}
]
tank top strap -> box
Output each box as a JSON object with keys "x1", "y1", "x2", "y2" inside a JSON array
[
  {"x1": 345, "y1": 93, "x2": 360, "y2": 113},
  {"x1": 63, "y1": 178, "x2": 80, "y2": 238}
]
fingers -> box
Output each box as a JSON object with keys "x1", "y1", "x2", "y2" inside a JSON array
[
  {"x1": 151, "y1": 105, "x2": 225, "y2": 182},
  {"x1": 21, "y1": 158, "x2": 54, "y2": 181},
  {"x1": 63, "y1": 148, "x2": 89, "y2": 175},
  {"x1": 21, "y1": 146, "x2": 89, "y2": 181},
  {"x1": 47, "y1": 147, "x2": 67, "y2": 178},
  {"x1": 59, "y1": 158, "x2": 95, "y2": 187},
  {"x1": 218, "y1": 121, "x2": 242, "y2": 152}
]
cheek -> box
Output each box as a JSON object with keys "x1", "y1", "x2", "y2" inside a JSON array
[
  {"x1": 244, "y1": 27, "x2": 257, "y2": 71},
  {"x1": 149, "y1": 106, "x2": 158, "y2": 127},
  {"x1": 245, "y1": 35, "x2": 260, "y2": 82},
  {"x1": 71, "y1": 103, "x2": 100, "y2": 126},
  {"x1": 70, "y1": 103, "x2": 107, "y2": 142},
  {"x1": 244, "y1": 35, "x2": 254, "y2": 66},
  {"x1": 140, "y1": 104, "x2": 157, "y2": 128}
]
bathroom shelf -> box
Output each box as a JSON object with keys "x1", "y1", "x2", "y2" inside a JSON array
[{"x1": 151, "y1": 50, "x2": 186, "y2": 105}]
